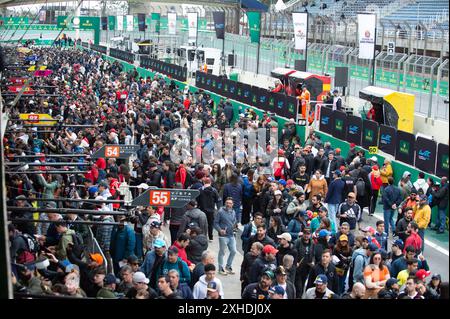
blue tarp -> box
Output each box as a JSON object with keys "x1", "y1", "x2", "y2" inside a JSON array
[{"x1": 241, "y1": 0, "x2": 269, "y2": 12}]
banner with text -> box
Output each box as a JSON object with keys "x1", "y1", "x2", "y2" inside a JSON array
[
  {"x1": 415, "y1": 137, "x2": 437, "y2": 174},
  {"x1": 345, "y1": 115, "x2": 362, "y2": 145},
  {"x1": 362, "y1": 119, "x2": 378, "y2": 150},
  {"x1": 108, "y1": 16, "x2": 116, "y2": 31},
  {"x1": 213, "y1": 11, "x2": 225, "y2": 40},
  {"x1": 247, "y1": 11, "x2": 261, "y2": 44},
  {"x1": 168, "y1": 13, "x2": 177, "y2": 35},
  {"x1": 395, "y1": 130, "x2": 415, "y2": 166},
  {"x1": 292, "y1": 12, "x2": 308, "y2": 51},
  {"x1": 151, "y1": 13, "x2": 160, "y2": 33},
  {"x1": 378, "y1": 124, "x2": 396, "y2": 156},
  {"x1": 188, "y1": 12, "x2": 198, "y2": 45},
  {"x1": 436, "y1": 144, "x2": 449, "y2": 177},
  {"x1": 357, "y1": 13, "x2": 376, "y2": 59},
  {"x1": 117, "y1": 15, "x2": 123, "y2": 31}
]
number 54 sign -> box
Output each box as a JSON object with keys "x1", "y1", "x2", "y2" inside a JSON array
[{"x1": 91, "y1": 144, "x2": 140, "y2": 159}]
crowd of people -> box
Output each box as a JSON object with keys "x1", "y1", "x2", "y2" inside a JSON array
[{"x1": 3, "y1": 45, "x2": 448, "y2": 299}]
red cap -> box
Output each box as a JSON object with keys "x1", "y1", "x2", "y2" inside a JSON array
[
  {"x1": 416, "y1": 269, "x2": 431, "y2": 281},
  {"x1": 278, "y1": 149, "x2": 285, "y2": 156},
  {"x1": 339, "y1": 165, "x2": 346, "y2": 172},
  {"x1": 262, "y1": 245, "x2": 279, "y2": 255},
  {"x1": 372, "y1": 165, "x2": 379, "y2": 170},
  {"x1": 109, "y1": 128, "x2": 117, "y2": 134},
  {"x1": 350, "y1": 143, "x2": 356, "y2": 148}
]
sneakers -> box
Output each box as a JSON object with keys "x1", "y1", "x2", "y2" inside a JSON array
[
  {"x1": 225, "y1": 266, "x2": 235, "y2": 275},
  {"x1": 219, "y1": 268, "x2": 228, "y2": 275}
]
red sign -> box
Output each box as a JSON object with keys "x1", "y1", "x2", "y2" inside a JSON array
[
  {"x1": 9, "y1": 77, "x2": 28, "y2": 84},
  {"x1": 7, "y1": 86, "x2": 36, "y2": 95},
  {"x1": 104, "y1": 146, "x2": 120, "y2": 158},
  {"x1": 27, "y1": 114, "x2": 40, "y2": 123},
  {"x1": 149, "y1": 190, "x2": 171, "y2": 206},
  {"x1": 34, "y1": 70, "x2": 53, "y2": 77}
]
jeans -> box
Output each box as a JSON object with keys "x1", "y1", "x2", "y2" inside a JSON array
[
  {"x1": 134, "y1": 233, "x2": 143, "y2": 259},
  {"x1": 169, "y1": 224, "x2": 180, "y2": 246},
  {"x1": 218, "y1": 236, "x2": 237, "y2": 270},
  {"x1": 234, "y1": 206, "x2": 242, "y2": 225},
  {"x1": 418, "y1": 229, "x2": 425, "y2": 253},
  {"x1": 337, "y1": 271, "x2": 348, "y2": 295},
  {"x1": 437, "y1": 208, "x2": 447, "y2": 232},
  {"x1": 383, "y1": 209, "x2": 396, "y2": 235},
  {"x1": 327, "y1": 203, "x2": 339, "y2": 228}
]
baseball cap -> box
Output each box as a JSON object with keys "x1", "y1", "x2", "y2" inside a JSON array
[
  {"x1": 362, "y1": 226, "x2": 375, "y2": 234},
  {"x1": 269, "y1": 285, "x2": 285, "y2": 295},
  {"x1": 431, "y1": 274, "x2": 441, "y2": 280},
  {"x1": 386, "y1": 278, "x2": 400, "y2": 289},
  {"x1": 274, "y1": 190, "x2": 282, "y2": 196},
  {"x1": 275, "y1": 266, "x2": 287, "y2": 276},
  {"x1": 277, "y1": 233, "x2": 292, "y2": 242},
  {"x1": 104, "y1": 273, "x2": 117, "y2": 285},
  {"x1": 303, "y1": 227, "x2": 311, "y2": 234},
  {"x1": 88, "y1": 186, "x2": 98, "y2": 195},
  {"x1": 419, "y1": 194, "x2": 428, "y2": 201},
  {"x1": 153, "y1": 238, "x2": 166, "y2": 248},
  {"x1": 314, "y1": 274, "x2": 328, "y2": 285},
  {"x1": 262, "y1": 245, "x2": 279, "y2": 255},
  {"x1": 350, "y1": 143, "x2": 356, "y2": 148},
  {"x1": 207, "y1": 281, "x2": 218, "y2": 292},
  {"x1": 318, "y1": 229, "x2": 331, "y2": 238},
  {"x1": 89, "y1": 253, "x2": 104, "y2": 265},
  {"x1": 368, "y1": 243, "x2": 378, "y2": 252},
  {"x1": 370, "y1": 156, "x2": 378, "y2": 162},
  {"x1": 416, "y1": 269, "x2": 431, "y2": 281},
  {"x1": 262, "y1": 269, "x2": 275, "y2": 280},
  {"x1": 392, "y1": 239, "x2": 404, "y2": 250},
  {"x1": 339, "y1": 234, "x2": 348, "y2": 242},
  {"x1": 132, "y1": 272, "x2": 149, "y2": 284},
  {"x1": 334, "y1": 170, "x2": 342, "y2": 177},
  {"x1": 168, "y1": 246, "x2": 179, "y2": 255},
  {"x1": 278, "y1": 179, "x2": 287, "y2": 186},
  {"x1": 150, "y1": 221, "x2": 161, "y2": 228}
]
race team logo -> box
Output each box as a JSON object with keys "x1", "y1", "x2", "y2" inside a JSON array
[
  {"x1": 399, "y1": 140, "x2": 410, "y2": 154},
  {"x1": 365, "y1": 30, "x2": 370, "y2": 38},
  {"x1": 418, "y1": 149, "x2": 431, "y2": 161}
]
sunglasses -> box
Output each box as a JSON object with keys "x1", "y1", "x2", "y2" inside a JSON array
[{"x1": 348, "y1": 196, "x2": 355, "y2": 199}]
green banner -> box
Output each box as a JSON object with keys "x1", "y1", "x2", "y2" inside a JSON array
[
  {"x1": 247, "y1": 11, "x2": 261, "y2": 44},
  {"x1": 180, "y1": 18, "x2": 188, "y2": 30},
  {"x1": 57, "y1": 16, "x2": 100, "y2": 30},
  {"x1": 108, "y1": 16, "x2": 116, "y2": 30},
  {"x1": 151, "y1": 13, "x2": 160, "y2": 33}
]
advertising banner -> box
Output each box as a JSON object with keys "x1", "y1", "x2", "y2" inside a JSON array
[
  {"x1": 292, "y1": 12, "x2": 308, "y2": 51},
  {"x1": 319, "y1": 106, "x2": 333, "y2": 135},
  {"x1": 357, "y1": 13, "x2": 376, "y2": 59},
  {"x1": 108, "y1": 16, "x2": 116, "y2": 31},
  {"x1": 137, "y1": 13, "x2": 146, "y2": 32},
  {"x1": 126, "y1": 15, "x2": 133, "y2": 31},
  {"x1": 395, "y1": 130, "x2": 415, "y2": 166},
  {"x1": 117, "y1": 15, "x2": 123, "y2": 31},
  {"x1": 415, "y1": 137, "x2": 437, "y2": 174},
  {"x1": 188, "y1": 12, "x2": 198, "y2": 45},
  {"x1": 345, "y1": 115, "x2": 362, "y2": 145},
  {"x1": 378, "y1": 124, "x2": 396, "y2": 156},
  {"x1": 101, "y1": 17, "x2": 107, "y2": 30},
  {"x1": 168, "y1": 12, "x2": 177, "y2": 35},
  {"x1": 247, "y1": 11, "x2": 261, "y2": 44},
  {"x1": 332, "y1": 110, "x2": 347, "y2": 140},
  {"x1": 362, "y1": 119, "x2": 379, "y2": 150},
  {"x1": 212, "y1": 11, "x2": 225, "y2": 40},
  {"x1": 435, "y1": 144, "x2": 449, "y2": 177},
  {"x1": 151, "y1": 13, "x2": 160, "y2": 33}
]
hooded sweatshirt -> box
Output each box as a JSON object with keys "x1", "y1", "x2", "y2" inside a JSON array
[
  {"x1": 192, "y1": 275, "x2": 224, "y2": 299},
  {"x1": 178, "y1": 208, "x2": 208, "y2": 238},
  {"x1": 351, "y1": 248, "x2": 369, "y2": 285}
]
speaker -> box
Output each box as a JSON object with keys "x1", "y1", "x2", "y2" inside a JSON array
[
  {"x1": 197, "y1": 51, "x2": 204, "y2": 62},
  {"x1": 101, "y1": 17, "x2": 107, "y2": 30},
  {"x1": 188, "y1": 51, "x2": 195, "y2": 61},
  {"x1": 335, "y1": 66, "x2": 349, "y2": 87},
  {"x1": 294, "y1": 60, "x2": 307, "y2": 72},
  {"x1": 227, "y1": 54, "x2": 235, "y2": 66}
]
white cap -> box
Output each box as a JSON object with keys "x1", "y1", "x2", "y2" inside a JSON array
[
  {"x1": 370, "y1": 156, "x2": 378, "y2": 162},
  {"x1": 274, "y1": 190, "x2": 282, "y2": 196},
  {"x1": 133, "y1": 272, "x2": 149, "y2": 284}
]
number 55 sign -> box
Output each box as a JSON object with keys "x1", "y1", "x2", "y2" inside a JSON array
[{"x1": 131, "y1": 188, "x2": 200, "y2": 208}]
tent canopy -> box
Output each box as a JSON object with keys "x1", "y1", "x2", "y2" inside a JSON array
[
  {"x1": 271, "y1": 67, "x2": 296, "y2": 77},
  {"x1": 241, "y1": 0, "x2": 269, "y2": 12},
  {"x1": 289, "y1": 71, "x2": 315, "y2": 80}
]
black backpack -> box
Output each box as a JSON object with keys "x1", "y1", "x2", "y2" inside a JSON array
[
  {"x1": 21, "y1": 233, "x2": 40, "y2": 254},
  {"x1": 355, "y1": 178, "x2": 366, "y2": 197},
  {"x1": 70, "y1": 232, "x2": 85, "y2": 259}
]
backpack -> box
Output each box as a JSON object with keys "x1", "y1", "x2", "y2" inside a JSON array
[
  {"x1": 70, "y1": 232, "x2": 86, "y2": 259},
  {"x1": 355, "y1": 178, "x2": 366, "y2": 197},
  {"x1": 21, "y1": 233, "x2": 40, "y2": 254}
]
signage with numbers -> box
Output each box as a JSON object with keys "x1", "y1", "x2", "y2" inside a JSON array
[
  {"x1": 91, "y1": 144, "x2": 140, "y2": 159},
  {"x1": 387, "y1": 42, "x2": 395, "y2": 55},
  {"x1": 19, "y1": 113, "x2": 56, "y2": 125},
  {"x1": 368, "y1": 146, "x2": 378, "y2": 154},
  {"x1": 131, "y1": 188, "x2": 200, "y2": 208}
]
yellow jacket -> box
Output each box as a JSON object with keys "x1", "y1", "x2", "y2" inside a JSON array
[
  {"x1": 380, "y1": 164, "x2": 393, "y2": 184},
  {"x1": 414, "y1": 204, "x2": 431, "y2": 229}
]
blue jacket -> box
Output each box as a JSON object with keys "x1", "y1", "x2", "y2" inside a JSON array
[
  {"x1": 110, "y1": 225, "x2": 136, "y2": 262},
  {"x1": 140, "y1": 250, "x2": 167, "y2": 278},
  {"x1": 324, "y1": 178, "x2": 345, "y2": 204},
  {"x1": 214, "y1": 206, "x2": 237, "y2": 238},
  {"x1": 382, "y1": 185, "x2": 403, "y2": 210},
  {"x1": 351, "y1": 248, "x2": 369, "y2": 285},
  {"x1": 176, "y1": 282, "x2": 194, "y2": 299},
  {"x1": 223, "y1": 183, "x2": 243, "y2": 208},
  {"x1": 390, "y1": 256, "x2": 430, "y2": 278},
  {"x1": 241, "y1": 222, "x2": 257, "y2": 251},
  {"x1": 374, "y1": 231, "x2": 388, "y2": 251},
  {"x1": 287, "y1": 219, "x2": 307, "y2": 240},
  {"x1": 242, "y1": 176, "x2": 255, "y2": 199}
]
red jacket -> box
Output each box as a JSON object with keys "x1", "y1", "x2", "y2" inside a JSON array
[
  {"x1": 171, "y1": 241, "x2": 192, "y2": 267},
  {"x1": 370, "y1": 173, "x2": 383, "y2": 191},
  {"x1": 404, "y1": 232, "x2": 423, "y2": 254},
  {"x1": 175, "y1": 164, "x2": 187, "y2": 188}
]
